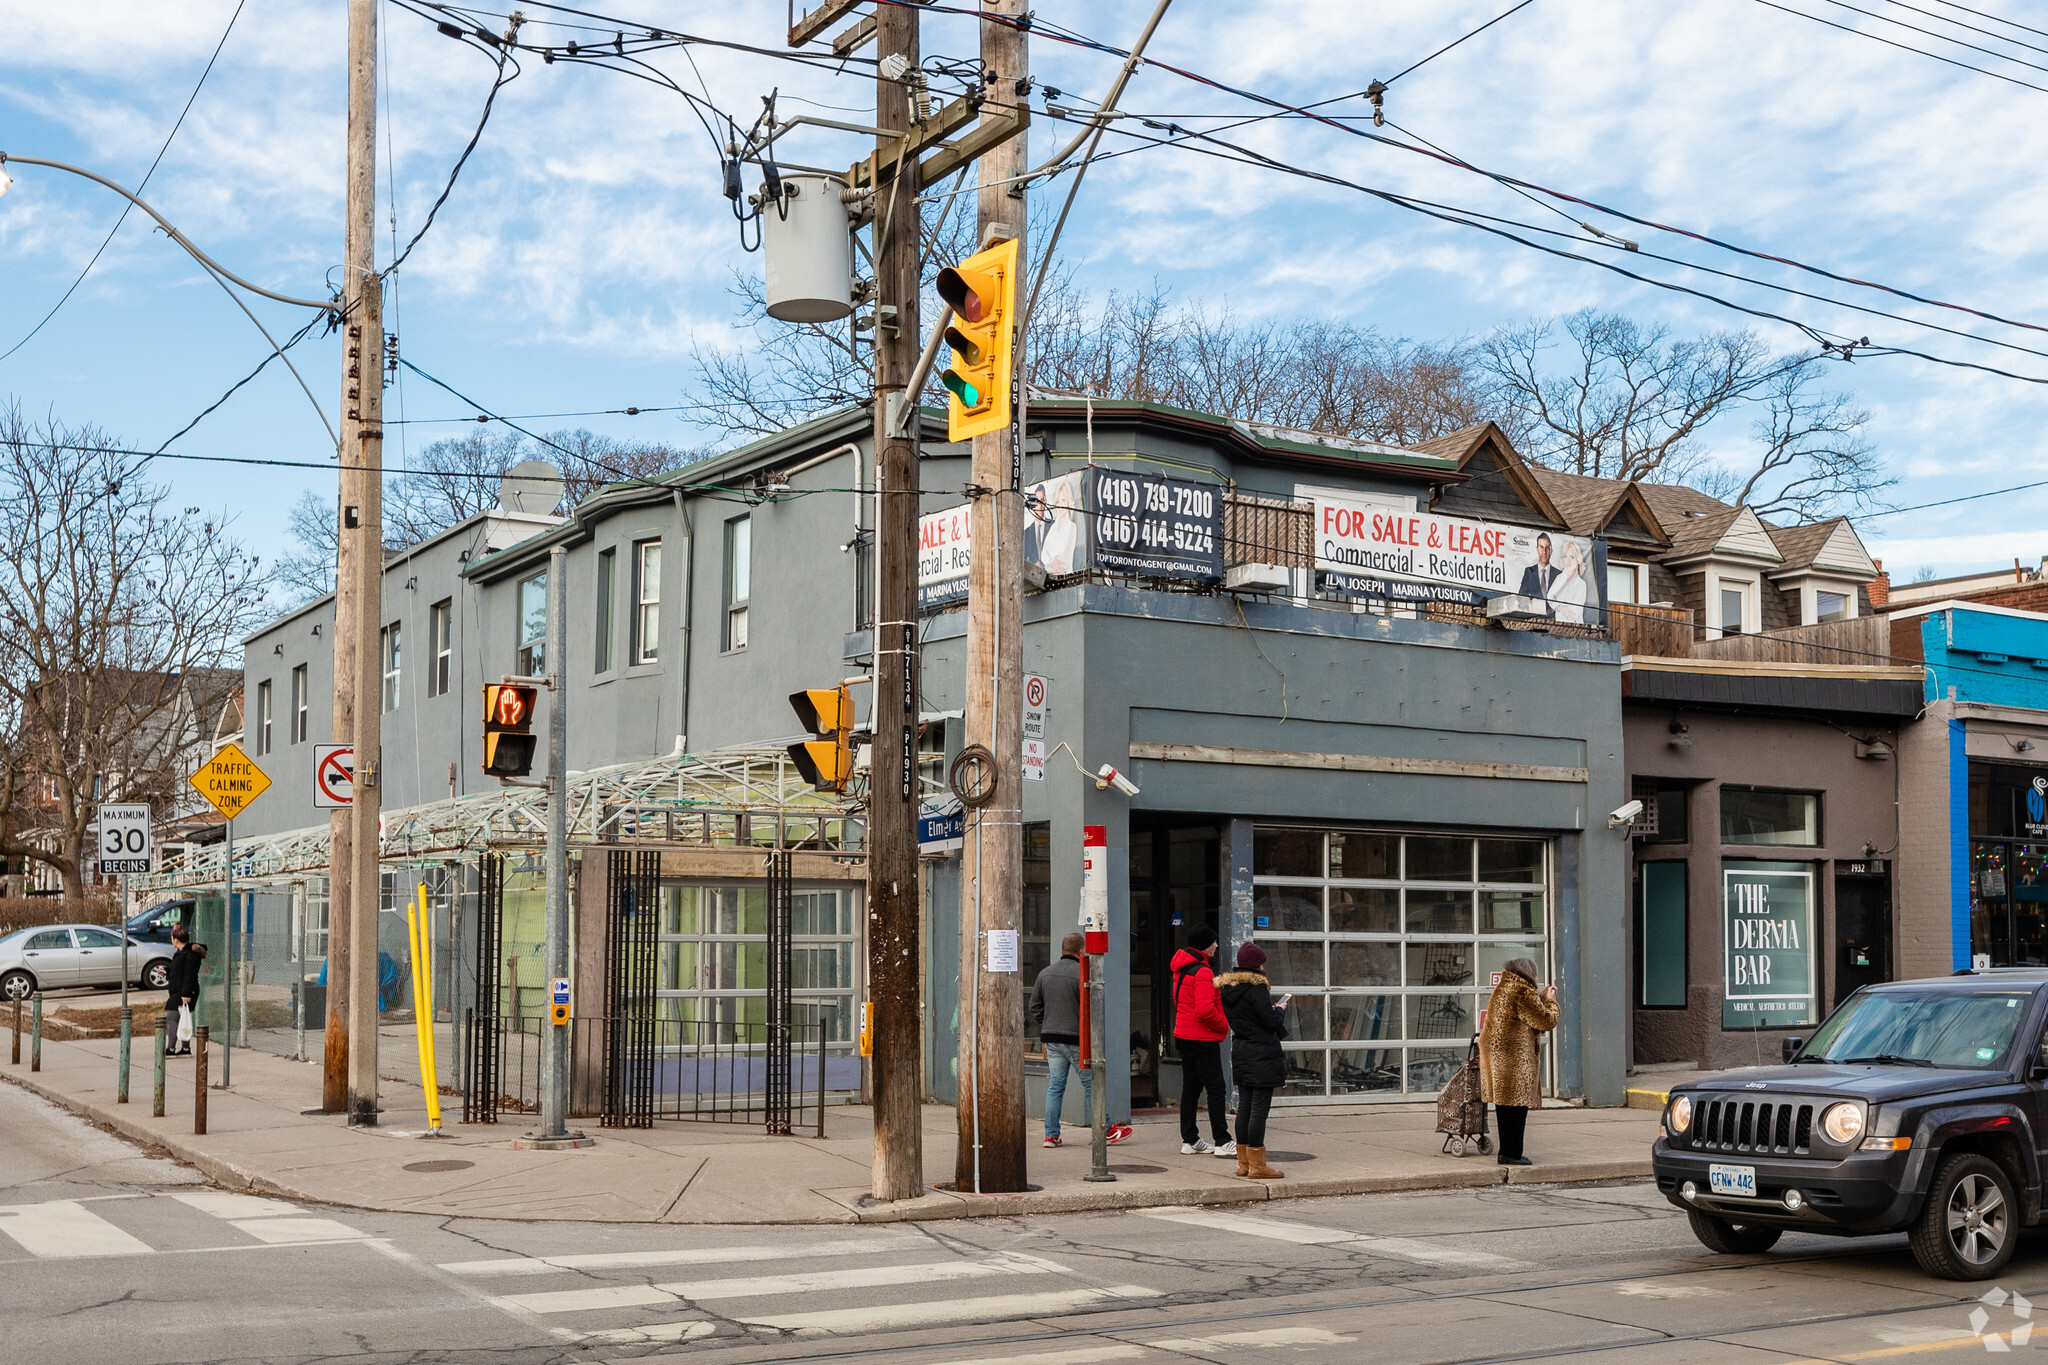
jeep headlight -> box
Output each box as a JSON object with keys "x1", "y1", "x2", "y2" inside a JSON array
[
  {"x1": 1667, "y1": 1094, "x2": 1692, "y2": 1135},
  {"x1": 1820, "y1": 1102, "x2": 1864, "y2": 1145}
]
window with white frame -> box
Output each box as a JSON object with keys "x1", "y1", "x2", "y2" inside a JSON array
[
  {"x1": 380, "y1": 621, "x2": 402, "y2": 713},
  {"x1": 291, "y1": 665, "x2": 309, "y2": 742},
  {"x1": 633, "y1": 539, "x2": 661, "y2": 664},
  {"x1": 1814, "y1": 587, "x2": 1854, "y2": 624},
  {"x1": 255, "y1": 680, "x2": 272, "y2": 755},
  {"x1": 594, "y1": 547, "x2": 615, "y2": 672},
  {"x1": 429, "y1": 600, "x2": 452, "y2": 696},
  {"x1": 1607, "y1": 562, "x2": 1639, "y2": 604},
  {"x1": 517, "y1": 573, "x2": 547, "y2": 675},
  {"x1": 654, "y1": 882, "x2": 860, "y2": 1049},
  {"x1": 724, "y1": 516, "x2": 751, "y2": 651},
  {"x1": 1713, "y1": 577, "x2": 1755, "y2": 638}
]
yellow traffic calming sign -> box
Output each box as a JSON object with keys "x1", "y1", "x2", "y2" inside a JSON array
[{"x1": 189, "y1": 741, "x2": 272, "y2": 819}]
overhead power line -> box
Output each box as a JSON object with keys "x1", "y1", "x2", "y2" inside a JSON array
[
  {"x1": 1, "y1": 0, "x2": 248, "y2": 362},
  {"x1": 1753, "y1": 0, "x2": 2048, "y2": 93},
  {"x1": 1381, "y1": 0, "x2": 1539, "y2": 87}
]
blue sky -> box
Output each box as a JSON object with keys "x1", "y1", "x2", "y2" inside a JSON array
[{"x1": 6, "y1": 0, "x2": 2048, "y2": 597}]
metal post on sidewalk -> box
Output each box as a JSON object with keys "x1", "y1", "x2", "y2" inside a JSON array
[
  {"x1": 118, "y1": 870, "x2": 131, "y2": 1104},
  {"x1": 10, "y1": 997, "x2": 19, "y2": 1065},
  {"x1": 153, "y1": 1017, "x2": 167, "y2": 1118},
  {"x1": 30, "y1": 993, "x2": 41, "y2": 1072},
  {"x1": 223, "y1": 815, "x2": 234, "y2": 1087},
  {"x1": 194, "y1": 1026, "x2": 209, "y2": 1135},
  {"x1": 1085, "y1": 953, "x2": 1113, "y2": 1183}
]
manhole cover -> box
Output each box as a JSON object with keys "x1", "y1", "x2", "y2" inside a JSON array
[
  {"x1": 1109, "y1": 1163, "x2": 1167, "y2": 1174},
  {"x1": 403, "y1": 1159, "x2": 475, "y2": 1173},
  {"x1": 1263, "y1": 1151, "x2": 1315, "y2": 1163}
]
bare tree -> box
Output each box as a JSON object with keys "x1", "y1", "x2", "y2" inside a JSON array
[
  {"x1": 1476, "y1": 309, "x2": 1888, "y2": 518},
  {"x1": 275, "y1": 428, "x2": 701, "y2": 604},
  {"x1": 0, "y1": 403, "x2": 271, "y2": 896}
]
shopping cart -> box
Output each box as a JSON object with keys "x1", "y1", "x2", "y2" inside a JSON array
[{"x1": 1435, "y1": 1037, "x2": 1493, "y2": 1157}]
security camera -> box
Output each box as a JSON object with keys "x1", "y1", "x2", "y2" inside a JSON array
[
  {"x1": 1607, "y1": 799, "x2": 1645, "y2": 829},
  {"x1": 1095, "y1": 764, "x2": 1140, "y2": 798}
]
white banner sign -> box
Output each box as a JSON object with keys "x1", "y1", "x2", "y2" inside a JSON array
[
  {"x1": 1311, "y1": 493, "x2": 1607, "y2": 622},
  {"x1": 917, "y1": 504, "x2": 975, "y2": 611}
]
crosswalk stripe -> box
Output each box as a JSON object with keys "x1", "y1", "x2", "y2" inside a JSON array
[
  {"x1": 584, "y1": 1321, "x2": 718, "y2": 1346},
  {"x1": 0, "y1": 1201, "x2": 154, "y2": 1259},
  {"x1": 738, "y1": 1284, "x2": 1164, "y2": 1335},
  {"x1": 656, "y1": 1253, "x2": 1064, "y2": 1302},
  {"x1": 231, "y1": 1217, "x2": 369, "y2": 1245},
  {"x1": 1147, "y1": 1327, "x2": 1357, "y2": 1350},
  {"x1": 915, "y1": 1348, "x2": 1145, "y2": 1365},
  {"x1": 1140, "y1": 1208, "x2": 1523, "y2": 1269},
  {"x1": 439, "y1": 1233, "x2": 919, "y2": 1277},
  {"x1": 491, "y1": 1284, "x2": 678, "y2": 1315},
  {"x1": 169, "y1": 1191, "x2": 301, "y2": 1219}
]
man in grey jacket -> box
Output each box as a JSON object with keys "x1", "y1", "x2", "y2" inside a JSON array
[{"x1": 1029, "y1": 933, "x2": 1127, "y2": 1146}]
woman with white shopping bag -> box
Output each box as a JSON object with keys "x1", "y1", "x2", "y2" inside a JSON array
[{"x1": 165, "y1": 926, "x2": 206, "y2": 1057}]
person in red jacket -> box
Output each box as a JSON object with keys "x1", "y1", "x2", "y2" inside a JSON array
[{"x1": 1172, "y1": 925, "x2": 1235, "y2": 1157}]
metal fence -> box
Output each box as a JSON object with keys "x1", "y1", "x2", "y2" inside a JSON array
[{"x1": 463, "y1": 1014, "x2": 835, "y2": 1135}]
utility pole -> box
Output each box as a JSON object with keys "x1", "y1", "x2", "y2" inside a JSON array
[
  {"x1": 538, "y1": 545, "x2": 573, "y2": 1142},
  {"x1": 340, "y1": 0, "x2": 384, "y2": 1128},
  {"x1": 869, "y1": 0, "x2": 925, "y2": 1203},
  {"x1": 956, "y1": 0, "x2": 1029, "y2": 1194}
]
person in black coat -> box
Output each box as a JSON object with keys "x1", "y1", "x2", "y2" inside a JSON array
[
  {"x1": 165, "y1": 928, "x2": 206, "y2": 1057},
  {"x1": 1215, "y1": 941, "x2": 1288, "y2": 1180}
]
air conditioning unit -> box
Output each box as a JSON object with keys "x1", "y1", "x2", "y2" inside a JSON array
[
  {"x1": 1486, "y1": 594, "x2": 1552, "y2": 622},
  {"x1": 1225, "y1": 563, "x2": 1291, "y2": 593}
]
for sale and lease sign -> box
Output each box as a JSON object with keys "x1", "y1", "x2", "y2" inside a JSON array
[{"x1": 1311, "y1": 491, "x2": 1608, "y2": 621}]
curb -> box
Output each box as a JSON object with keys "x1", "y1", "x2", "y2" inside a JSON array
[{"x1": 4, "y1": 1067, "x2": 1655, "y2": 1225}]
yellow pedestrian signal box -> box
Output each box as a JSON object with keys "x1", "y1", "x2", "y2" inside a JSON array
[
  {"x1": 482, "y1": 682, "x2": 540, "y2": 778},
  {"x1": 788, "y1": 684, "x2": 855, "y2": 792},
  {"x1": 936, "y1": 236, "x2": 1020, "y2": 442}
]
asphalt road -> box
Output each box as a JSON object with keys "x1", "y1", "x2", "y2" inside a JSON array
[{"x1": 2, "y1": 1079, "x2": 2041, "y2": 1365}]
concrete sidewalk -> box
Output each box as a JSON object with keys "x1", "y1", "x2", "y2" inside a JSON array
[{"x1": 2, "y1": 1030, "x2": 1660, "y2": 1225}]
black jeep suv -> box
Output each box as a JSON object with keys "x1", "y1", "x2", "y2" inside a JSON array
[{"x1": 1653, "y1": 969, "x2": 2048, "y2": 1280}]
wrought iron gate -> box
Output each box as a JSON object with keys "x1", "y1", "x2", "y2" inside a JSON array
[
  {"x1": 602, "y1": 849, "x2": 660, "y2": 1128},
  {"x1": 461, "y1": 852, "x2": 504, "y2": 1123}
]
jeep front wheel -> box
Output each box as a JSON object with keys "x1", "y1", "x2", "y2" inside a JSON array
[
  {"x1": 1686, "y1": 1208, "x2": 1783, "y2": 1255},
  {"x1": 1911, "y1": 1152, "x2": 2016, "y2": 1281}
]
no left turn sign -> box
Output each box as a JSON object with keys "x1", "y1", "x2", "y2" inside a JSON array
[{"x1": 314, "y1": 744, "x2": 354, "y2": 808}]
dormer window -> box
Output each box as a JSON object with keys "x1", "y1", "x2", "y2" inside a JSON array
[{"x1": 1816, "y1": 589, "x2": 1851, "y2": 624}]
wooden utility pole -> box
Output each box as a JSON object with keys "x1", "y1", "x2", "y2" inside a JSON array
[
  {"x1": 868, "y1": 0, "x2": 925, "y2": 1203},
  {"x1": 340, "y1": 0, "x2": 384, "y2": 1127},
  {"x1": 956, "y1": 0, "x2": 1030, "y2": 1195}
]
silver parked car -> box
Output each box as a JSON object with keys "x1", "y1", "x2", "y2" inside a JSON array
[{"x1": 0, "y1": 924, "x2": 175, "y2": 1000}]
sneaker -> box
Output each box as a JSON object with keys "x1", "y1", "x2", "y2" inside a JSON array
[
  {"x1": 1106, "y1": 1124, "x2": 1133, "y2": 1145},
  {"x1": 1180, "y1": 1138, "x2": 1215, "y2": 1155},
  {"x1": 1043, "y1": 1133, "x2": 1064, "y2": 1147},
  {"x1": 1212, "y1": 1140, "x2": 1238, "y2": 1158}
]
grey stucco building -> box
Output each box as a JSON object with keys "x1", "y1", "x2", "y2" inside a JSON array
[{"x1": 236, "y1": 401, "x2": 1631, "y2": 1116}]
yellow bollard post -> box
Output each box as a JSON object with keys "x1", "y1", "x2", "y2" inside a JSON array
[{"x1": 409, "y1": 884, "x2": 443, "y2": 1134}]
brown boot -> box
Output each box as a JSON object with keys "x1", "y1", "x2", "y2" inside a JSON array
[
  {"x1": 1244, "y1": 1146, "x2": 1285, "y2": 1180},
  {"x1": 1234, "y1": 1144, "x2": 1251, "y2": 1177}
]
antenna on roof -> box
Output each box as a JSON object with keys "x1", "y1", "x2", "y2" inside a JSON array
[{"x1": 497, "y1": 460, "x2": 564, "y2": 516}]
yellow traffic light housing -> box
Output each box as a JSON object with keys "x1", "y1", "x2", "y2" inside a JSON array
[
  {"x1": 936, "y1": 236, "x2": 1020, "y2": 442},
  {"x1": 788, "y1": 684, "x2": 855, "y2": 792},
  {"x1": 482, "y1": 682, "x2": 540, "y2": 778}
]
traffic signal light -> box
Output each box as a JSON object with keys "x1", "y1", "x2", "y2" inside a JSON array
[
  {"x1": 935, "y1": 236, "x2": 1020, "y2": 442},
  {"x1": 788, "y1": 684, "x2": 855, "y2": 792},
  {"x1": 482, "y1": 682, "x2": 539, "y2": 777}
]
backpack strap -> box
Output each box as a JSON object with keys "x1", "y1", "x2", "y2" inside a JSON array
[{"x1": 1172, "y1": 958, "x2": 1206, "y2": 1013}]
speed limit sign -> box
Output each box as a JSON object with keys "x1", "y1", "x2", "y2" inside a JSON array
[{"x1": 97, "y1": 803, "x2": 153, "y2": 875}]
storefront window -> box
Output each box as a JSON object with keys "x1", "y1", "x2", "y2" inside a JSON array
[
  {"x1": 1638, "y1": 862, "x2": 1686, "y2": 1008},
  {"x1": 1252, "y1": 827, "x2": 1548, "y2": 1100},
  {"x1": 1720, "y1": 788, "x2": 1819, "y2": 846},
  {"x1": 654, "y1": 882, "x2": 860, "y2": 1046},
  {"x1": 1721, "y1": 861, "x2": 1816, "y2": 1029}
]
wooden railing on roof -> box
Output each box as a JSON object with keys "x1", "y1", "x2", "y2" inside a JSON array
[
  {"x1": 1689, "y1": 616, "x2": 1892, "y2": 666},
  {"x1": 1613, "y1": 603, "x2": 1693, "y2": 658},
  {"x1": 1224, "y1": 493, "x2": 1312, "y2": 567}
]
